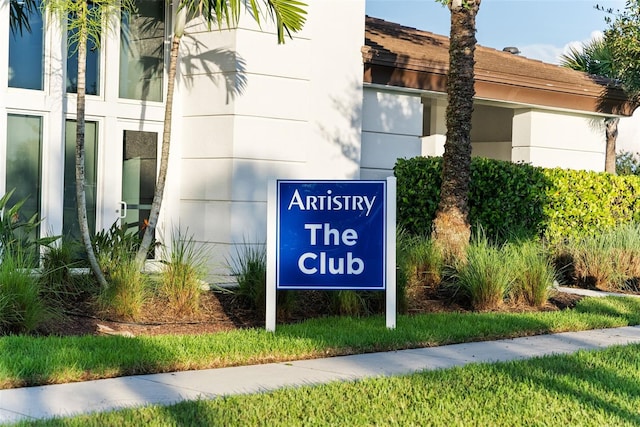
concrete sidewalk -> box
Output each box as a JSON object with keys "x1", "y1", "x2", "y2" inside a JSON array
[{"x1": 2, "y1": 325, "x2": 640, "y2": 424}]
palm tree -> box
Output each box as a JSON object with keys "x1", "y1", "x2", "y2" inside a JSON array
[
  {"x1": 135, "y1": 0, "x2": 307, "y2": 265},
  {"x1": 42, "y1": 0, "x2": 135, "y2": 288},
  {"x1": 560, "y1": 38, "x2": 619, "y2": 173},
  {"x1": 9, "y1": 0, "x2": 38, "y2": 36},
  {"x1": 431, "y1": 0, "x2": 481, "y2": 260}
]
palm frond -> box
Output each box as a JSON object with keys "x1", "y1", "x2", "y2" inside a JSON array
[{"x1": 9, "y1": 0, "x2": 38, "y2": 36}]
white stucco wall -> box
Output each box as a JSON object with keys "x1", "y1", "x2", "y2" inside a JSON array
[
  {"x1": 618, "y1": 108, "x2": 640, "y2": 154},
  {"x1": 512, "y1": 109, "x2": 605, "y2": 171},
  {"x1": 361, "y1": 87, "x2": 423, "y2": 179},
  {"x1": 177, "y1": 1, "x2": 366, "y2": 279},
  {"x1": 472, "y1": 141, "x2": 512, "y2": 161}
]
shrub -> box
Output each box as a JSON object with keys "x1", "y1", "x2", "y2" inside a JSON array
[
  {"x1": 0, "y1": 190, "x2": 57, "y2": 264},
  {"x1": 394, "y1": 156, "x2": 640, "y2": 243},
  {"x1": 394, "y1": 157, "x2": 442, "y2": 236},
  {"x1": 159, "y1": 228, "x2": 208, "y2": 315},
  {"x1": 616, "y1": 150, "x2": 640, "y2": 175},
  {"x1": 541, "y1": 169, "x2": 640, "y2": 242},
  {"x1": 93, "y1": 221, "x2": 143, "y2": 277},
  {"x1": 454, "y1": 234, "x2": 513, "y2": 311},
  {"x1": 394, "y1": 157, "x2": 549, "y2": 240}
]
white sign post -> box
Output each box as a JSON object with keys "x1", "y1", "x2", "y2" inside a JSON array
[{"x1": 266, "y1": 177, "x2": 396, "y2": 332}]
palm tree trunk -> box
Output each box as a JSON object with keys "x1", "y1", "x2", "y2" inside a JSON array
[
  {"x1": 605, "y1": 117, "x2": 619, "y2": 174},
  {"x1": 432, "y1": 0, "x2": 480, "y2": 261},
  {"x1": 76, "y1": 12, "x2": 108, "y2": 288},
  {"x1": 135, "y1": 33, "x2": 181, "y2": 265}
]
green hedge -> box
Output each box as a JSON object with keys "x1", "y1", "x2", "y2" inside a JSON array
[
  {"x1": 394, "y1": 156, "x2": 640, "y2": 241},
  {"x1": 542, "y1": 168, "x2": 640, "y2": 239}
]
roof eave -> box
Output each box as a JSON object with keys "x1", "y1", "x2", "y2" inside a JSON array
[{"x1": 363, "y1": 54, "x2": 634, "y2": 117}]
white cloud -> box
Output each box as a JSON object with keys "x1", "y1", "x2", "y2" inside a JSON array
[
  {"x1": 560, "y1": 30, "x2": 604, "y2": 56},
  {"x1": 518, "y1": 31, "x2": 605, "y2": 65},
  {"x1": 518, "y1": 44, "x2": 564, "y2": 64}
]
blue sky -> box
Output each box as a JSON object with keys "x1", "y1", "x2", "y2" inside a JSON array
[{"x1": 365, "y1": 0, "x2": 626, "y2": 64}]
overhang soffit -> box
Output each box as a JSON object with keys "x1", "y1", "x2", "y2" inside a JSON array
[{"x1": 363, "y1": 51, "x2": 613, "y2": 100}]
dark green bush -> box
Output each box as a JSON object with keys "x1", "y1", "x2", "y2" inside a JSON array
[
  {"x1": 394, "y1": 157, "x2": 442, "y2": 237},
  {"x1": 470, "y1": 157, "x2": 549, "y2": 240},
  {"x1": 395, "y1": 156, "x2": 640, "y2": 242},
  {"x1": 394, "y1": 157, "x2": 549, "y2": 240}
]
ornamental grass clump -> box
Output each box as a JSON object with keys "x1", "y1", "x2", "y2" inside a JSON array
[
  {"x1": 97, "y1": 257, "x2": 148, "y2": 320},
  {"x1": 330, "y1": 290, "x2": 366, "y2": 316},
  {"x1": 0, "y1": 251, "x2": 50, "y2": 334},
  {"x1": 228, "y1": 242, "x2": 267, "y2": 311},
  {"x1": 39, "y1": 238, "x2": 92, "y2": 307},
  {"x1": 94, "y1": 222, "x2": 148, "y2": 320},
  {"x1": 227, "y1": 240, "x2": 295, "y2": 317},
  {"x1": 454, "y1": 235, "x2": 513, "y2": 311},
  {"x1": 407, "y1": 233, "x2": 444, "y2": 288},
  {"x1": 565, "y1": 232, "x2": 615, "y2": 290},
  {"x1": 508, "y1": 239, "x2": 556, "y2": 307},
  {"x1": 608, "y1": 223, "x2": 640, "y2": 291},
  {"x1": 159, "y1": 227, "x2": 208, "y2": 316},
  {"x1": 559, "y1": 223, "x2": 640, "y2": 291},
  {"x1": 397, "y1": 231, "x2": 444, "y2": 311}
]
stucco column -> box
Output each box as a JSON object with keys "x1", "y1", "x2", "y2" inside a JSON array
[
  {"x1": 422, "y1": 97, "x2": 447, "y2": 157},
  {"x1": 511, "y1": 109, "x2": 534, "y2": 164}
]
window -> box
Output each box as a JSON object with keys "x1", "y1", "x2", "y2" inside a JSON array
[
  {"x1": 122, "y1": 130, "x2": 156, "y2": 236},
  {"x1": 6, "y1": 114, "x2": 43, "y2": 236},
  {"x1": 63, "y1": 121, "x2": 98, "y2": 239},
  {"x1": 8, "y1": 0, "x2": 44, "y2": 90},
  {"x1": 66, "y1": 7, "x2": 101, "y2": 95},
  {"x1": 119, "y1": 0, "x2": 165, "y2": 101}
]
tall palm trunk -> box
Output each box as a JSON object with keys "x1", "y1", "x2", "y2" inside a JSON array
[
  {"x1": 605, "y1": 117, "x2": 619, "y2": 174},
  {"x1": 432, "y1": 0, "x2": 480, "y2": 261},
  {"x1": 135, "y1": 32, "x2": 181, "y2": 265},
  {"x1": 75, "y1": 6, "x2": 108, "y2": 288},
  {"x1": 133, "y1": 2, "x2": 305, "y2": 266}
]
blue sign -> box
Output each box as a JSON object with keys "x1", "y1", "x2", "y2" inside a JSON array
[{"x1": 276, "y1": 180, "x2": 387, "y2": 290}]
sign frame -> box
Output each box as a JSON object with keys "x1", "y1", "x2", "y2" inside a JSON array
[{"x1": 266, "y1": 177, "x2": 396, "y2": 331}]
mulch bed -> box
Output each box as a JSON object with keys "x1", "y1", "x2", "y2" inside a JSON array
[{"x1": 38, "y1": 288, "x2": 586, "y2": 338}]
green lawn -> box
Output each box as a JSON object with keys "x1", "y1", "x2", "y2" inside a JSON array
[
  {"x1": 15, "y1": 343, "x2": 640, "y2": 426},
  {"x1": 1, "y1": 296, "x2": 639, "y2": 390}
]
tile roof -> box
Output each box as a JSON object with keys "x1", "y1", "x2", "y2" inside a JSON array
[{"x1": 363, "y1": 16, "x2": 633, "y2": 116}]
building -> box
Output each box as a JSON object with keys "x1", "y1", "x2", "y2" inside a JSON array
[
  {"x1": 0, "y1": 0, "x2": 632, "y2": 280},
  {"x1": 361, "y1": 16, "x2": 634, "y2": 179}
]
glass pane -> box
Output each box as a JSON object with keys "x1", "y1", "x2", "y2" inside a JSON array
[
  {"x1": 8, "y1": 0, "x2": 44, "y2": 90},
  {"x1": 122, "y1": 130, "x2": 157, "y2": 240},
  {"x1": 6, "y1": 114, "x2": 42, "y2": 241},
  {"x1": 119, "y1": 0, "x2": 164, "y2": 101},
  {"x1": 67, "y1": 17, "x2": 100, "y2": 95},
  {"x1": 63, "y1": 121, "x2": 98, "y2": 239}
]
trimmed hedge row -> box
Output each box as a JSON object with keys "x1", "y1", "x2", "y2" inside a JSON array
[{"x1": 394, "y1": 156, "x2": 640, "y2": 241}]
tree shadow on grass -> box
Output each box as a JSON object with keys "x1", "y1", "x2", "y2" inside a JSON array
[{"x1": 496, "y1": 345, "x2": 640, "y2": 424}]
